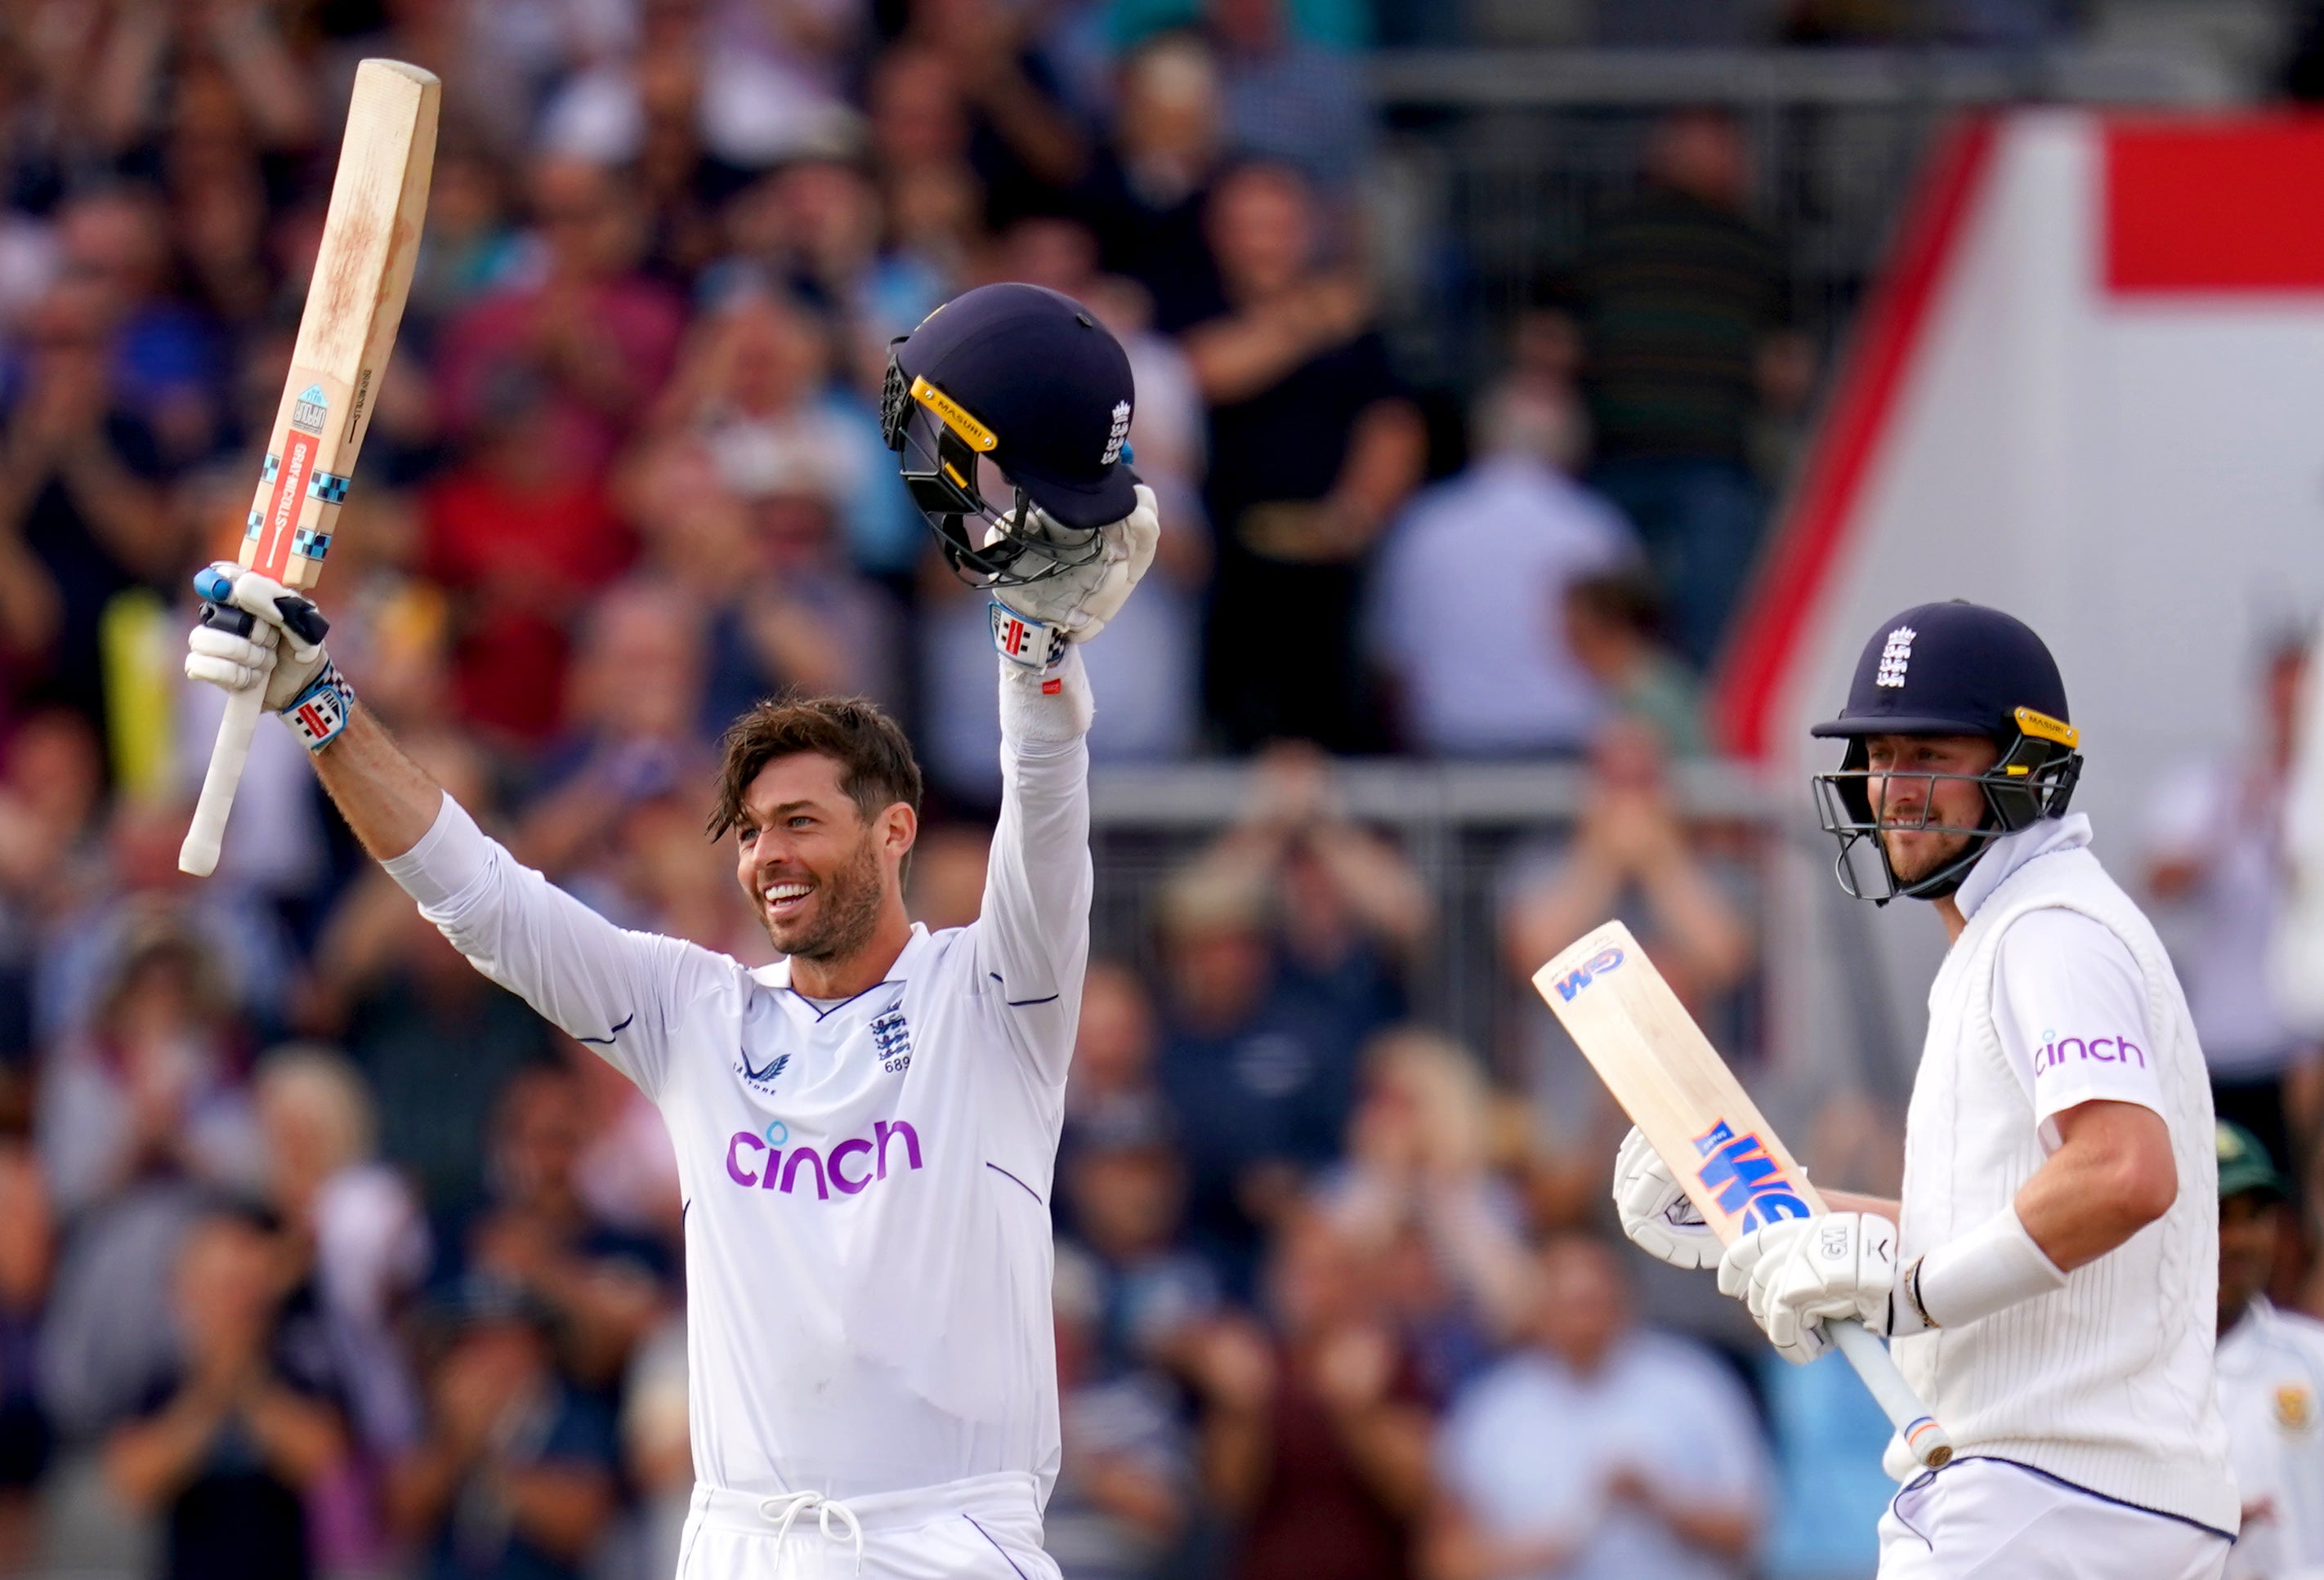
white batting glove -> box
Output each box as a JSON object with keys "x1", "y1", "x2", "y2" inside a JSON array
[
  {"x1": 1717, "y1": 1212, "x2": 1902, "y2": 1365},
  {"x1": 987, "y1": 483, "x2": 1160, "y2": 668},
  {"x1": 183, "y1": 562, "x2": 354, "y2": 752},
  {"x1": 1612, "y1": 1127, "x2": 1720, "y2": 1270}
]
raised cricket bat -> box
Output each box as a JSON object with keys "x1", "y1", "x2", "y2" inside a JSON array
[
  {"x1": 1535, "y1": 919, "x2": 1952, "y2": 1468},
  {"x1": 180, "y1": 60, "x2": 440, "y2": 877}
]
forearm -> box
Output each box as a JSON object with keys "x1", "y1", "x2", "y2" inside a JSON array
[
  {"x1": 1634, "y1": 851, "x2": 1752, "y2": 994},
  {"x1": 1328, "y1": 402, "x2": 1425, "y2": 538},
  {"x1": 1821, "y1": 1190, "x2": 1900, "y2": 1219},
  {"x1": 498, "y1": 1464, "x2": 614, "y2": 1560},
  {"x1": 385, "y1": 1441, "x2": 467, "y2": 1537},
  {"x1": 105, "y1": 1395, "x2": 226, "y2": 1507},
  {"x1": 310, "y1": 705, "x2": 449, "y2": 862},
  {"x1": 241, "y1": 1386, "x2": 347, "y2": 1488},
  {"x1": 1331, "y1": 1404, "x2": 1435, "y2": 1517},
  {"x1": 1646, "y1": 1499, "x2": 1754, "y2": 1560},
  {"x1": 1185, "y1": 313, "x2": 1320, "y2": 405}
]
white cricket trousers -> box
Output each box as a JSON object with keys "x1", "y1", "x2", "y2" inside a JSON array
[
  {"x1": 673, "y1": 1471, "x2": 1058, "y2": 1580},
  {"x1": 1877, "y1": 1457, "x2": 2232, "y2": 1579}
]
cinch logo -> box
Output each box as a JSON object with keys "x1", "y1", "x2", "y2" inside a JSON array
[
  {"x1": 724, "y1": 1119, "x2": 924, "y2": 1199},
  {"x1": 2032, "y1": 1031, "x2": 2145, "y2": 1073},
  {"x1": 1551, "y1": 947, "x2": 1626, "y2": 1001},
  {"x1": 1692, "y1": 1119, "x2": 1812, "y2": 1233}
]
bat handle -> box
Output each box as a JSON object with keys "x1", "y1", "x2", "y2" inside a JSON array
[
  {"x1": 1830, "y1": 1319, "x2": 1953, "y2": 1468},
  {"x1": 180, "y1": 663, "x2": 268, "y2": 877}
]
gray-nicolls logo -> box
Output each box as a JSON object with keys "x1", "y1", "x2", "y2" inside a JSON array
[
  {"x1": 1875, "y1": 626, "x2": 1916, "y2": 689},
  {"x1": 1099, "y1": 400, "x2": 1131, "y2": 466}
]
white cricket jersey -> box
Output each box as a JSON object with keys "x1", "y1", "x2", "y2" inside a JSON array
[
  {"x1": 2219, "y1": 1298, "x2": 2324, "y2": 1579},
  {"x1": 382, "y1": 729, "x2": 1091, "y2": 1506},
  {"x1": 1893, "y1": 813, "x2": 2237, "y2": 1533}
]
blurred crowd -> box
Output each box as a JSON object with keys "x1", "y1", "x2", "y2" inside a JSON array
[{"x1": 0, "y1": 2, "x2": 2315, "y2": 1579}]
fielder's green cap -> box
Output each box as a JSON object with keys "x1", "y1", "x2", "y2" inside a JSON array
[{"x1": 2217, "y1": 1121, "x2": 2293, "y2": 1203}]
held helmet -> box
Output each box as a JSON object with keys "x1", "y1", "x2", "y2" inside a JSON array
[
  {"x1": 1809, "y1": 600, "x2": 2082, "y2": 904},
  {"x1": 880, "y1": 282, "x2": 1137, "y2": 587}
]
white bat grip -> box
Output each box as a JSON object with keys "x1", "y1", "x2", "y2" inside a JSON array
[
  {"x1": 179, "y1": 676, "x2": 266, "y2": 877},
  {"x1": 1830, "y1": 1319, "x2": 1953, "y2": 1467}
]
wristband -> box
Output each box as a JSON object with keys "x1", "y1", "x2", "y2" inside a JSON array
[
  {"x1": 1894, "y1": 1203, "x2": 2067, "y2": 1332},
  {"x1": 280, "y1": 658, "x2": 355, "y2": 753},
  {"x1": 990, "y1": 600, "x2": 1067, "y2": 673}
]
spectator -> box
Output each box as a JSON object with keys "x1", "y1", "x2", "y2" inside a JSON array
[
  {"x1": 436, "y1": 156, "x2": 686, "y2": 481},
  {"x1": 1576, "y1": 108, "x2": 1798, "y2": 668},
  {"x1": 619, "y1": 1312, "x2": 692, "y2": 1580},
  {"x1": 38, "y1": 913, "x2": 264, "y2": 1218},
  {"x1": 1499, "y1": 721, "x2": 1754, "y2": 1164},
  {"x1": 698, "y1": 427, "x2": 905, "y2": 719},
  {"x1": 646, "y1": 285, "x2": 917, "y2": 578},
  {"x1": 1049, "y1": 1250, "x2": 1196, "y2": 1580},
  {"x1": 387, "y1": 1283, "x2": 619, "y2": 1580},
  {"x1": 1059, "y1": 1103, "x2": 1221, "y2": 1377},
  {"x1": 1066, "y1": 960, "x2": 1173, "y2": 1160},
  {"x1": 0, "y1": 707, "x2": 106, "y2": 954},
  {"x1": 1207, "y1": 0, "x2": 1375, "y2": 195},
  {"x1": 409, "y1": 147, "x2": 530, "y2": 327},
  {"x1": 905, "y1": 823, "x2": 992, "y2": 930},
  {"x1": 1189, "y1": 162, "x2": 1423, "y2": 751},
  {"x1": 1561, "y1": 569, "x2": 1709, "y2": 758},
  {"x1": 1501, "y1": 721, "x2": 1753, "y2": 1016},
  {"x1": 903, "y1": 0, "x2": 1092, "y2": 228},
  {"x1": 2147, "y1": 634, "x2": 2317, "y2": 1176},
  {"x1": 1079, "y1": 34, "x2": 1231, "y2": 334},
  {"x1": 509, "y1": 578, "x2": 715, "y2": 894},
  {"x1": 1427, "y1": 1233, "x2": 1767, "y2": 1580},
  {"x1": 0, "y1": 272, "x2": 174, "y2": 739},
  {"x1": 1368, "y1": 377, "x2": 1639, "y2": 758},
  {"x1": 1155, "y1": 748, "x2": 1427, "y2": 1279},
  {"x1": 308, "y1": 734, "x2": 562, "y2": 1214},
  {"x1": 865, "y1": 45, "x2": 990, "y2": 297},
  {"x1": 252, "y1": 1045, "x2": 430, "y2": 1457},
  {"x1": 103, "y1": 1206, "x2": 351, "y2": 1580},
  {"x1": 1314, "y1": 1029, "x2": 1532, "y2": 1392},
  {"x1": 2215, "y1": 1122, "x2": 2324, "y2": 1580},
  {"x1": 422, "y1": 367, "x2": 636, "y2": 748},
  {"x1": 535, "y1": 0, "x2": 854, "y2": 179},
  {"x1": 0, "y1": 1112, "x2": 52, "y2": 1573},
  {"x1": 1190, "y1": 1207, "x2": 1433, "y2": 1580},
  {"x1": 450, "y1": 1065, "x2": 668, "y2": 1394}
]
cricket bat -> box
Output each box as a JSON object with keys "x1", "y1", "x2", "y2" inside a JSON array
[
  {"x1": 1535, "y1": 919, "x2": 1952, "y2": 1468},
  {"x1": 179, "y1": 60, "x2": 440, "y2": 877}
]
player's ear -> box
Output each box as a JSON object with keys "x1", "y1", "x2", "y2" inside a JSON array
[{"x1": 881, "y1": 801, "x2": 918, "y2": 864}]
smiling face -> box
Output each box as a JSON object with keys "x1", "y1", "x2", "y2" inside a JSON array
[
  {"x1": 1862, "y1": 732, "x2": 1999, "y2": 886},
  {"x1": 731, "y1": 752, "x2": 914, "y2": 963}
]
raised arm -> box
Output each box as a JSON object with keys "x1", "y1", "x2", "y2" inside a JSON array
[{"x1": 185, "y1": 569, "x2": 731, "y2": 1099}]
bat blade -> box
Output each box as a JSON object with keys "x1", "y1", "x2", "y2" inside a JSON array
[
  {"x1": 181, "y1": 60, "x2": 439, "y2": 877},
  {"x1": 1534, "y1": 920, "x2": 1951, "y2": 1467}
]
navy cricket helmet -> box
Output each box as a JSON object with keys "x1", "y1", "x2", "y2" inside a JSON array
[
  {"x1": 881, "y1": 283, "x2": 1137, "y2": 587},
  {"x1": 1808, "y1": 600, "x2": 2083, "y2": 903}
]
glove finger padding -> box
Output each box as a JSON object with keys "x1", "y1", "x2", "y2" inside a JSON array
[
  {"x1": 185, "y1": 623, "x2": 279, "y2": 691},
  {"x1": 990, "y1": 484, "x2": 1160, "y2": 645},
  {"x1": 1611, "y1": 1126, "x2": 1720, "y2": 1271},
  {"x1": 1719, "y1": 1212, "x2": 1899, "y2": 1366}
]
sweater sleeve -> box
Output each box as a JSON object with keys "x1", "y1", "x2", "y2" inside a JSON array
[{"x1": 381, "y1": 792, "x2": 733, "y2": 1100}]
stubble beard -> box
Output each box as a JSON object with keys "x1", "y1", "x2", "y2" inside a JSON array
[{"x1": 764, "y1": 831, "x2": 887, "y2": 963}]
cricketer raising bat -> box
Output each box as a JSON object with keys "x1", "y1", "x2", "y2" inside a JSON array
[
  {"x1": 1534, "y1": 919, "x2": 1953, "y2": 1469},
  {"x1": 179, "y1": 60, "x2": 440, "y2": 877}
]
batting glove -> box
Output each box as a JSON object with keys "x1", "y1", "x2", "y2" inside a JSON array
[
  {"x1": 183, "y1": 563, "x2": 355, "y2": 752},
  {"x1": 988, "y1": 483, "x2": 1160, "y2": 670},
  {"x1": 1717, "y1": 1212, "x2": 1902, "y2": 1365},
  {"x1": 1612, "y1": 1126, "x2": 1721, "y2": 1271}
]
